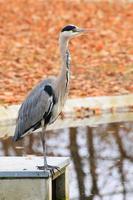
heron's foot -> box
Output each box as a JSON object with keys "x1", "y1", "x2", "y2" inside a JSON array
[{"x1": 37, "y1": 165, "x2": 60, "y2": 177}]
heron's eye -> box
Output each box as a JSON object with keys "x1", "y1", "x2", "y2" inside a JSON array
[{"x1": 72, "y1": 28, "x2": 77, "y2": 32}]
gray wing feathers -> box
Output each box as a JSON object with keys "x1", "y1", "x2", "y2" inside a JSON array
[{"x1": 14, "y1": 79, "x2": 55, "y2": 141}]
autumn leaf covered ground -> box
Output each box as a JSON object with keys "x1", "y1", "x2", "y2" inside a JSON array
[{"x1": 0, "y1": 0, "x2": 133, "y2": 105}]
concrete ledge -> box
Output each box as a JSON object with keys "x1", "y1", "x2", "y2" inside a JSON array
[
  {"x1": 1, "y1": 112, "x2": 133, "y2": 138},
  {"x1": 0, "y1": 156, "x2": 70, "y2": 200},
  {"x1": 0, "y1": 94, "x2": 133, "y2": 126},
  {"x1": 0, "y1": 95, "x2": 133, "y2": 138},
  {"x1": 0, "y1": 156, "x2": 70, "y2": 178}
]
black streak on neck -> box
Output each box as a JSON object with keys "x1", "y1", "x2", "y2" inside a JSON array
[
  {"x1": 66, "y1": 50, "x2": 70, "y2": 69},
  {"x1": 65, "y1": 50, "x2": 70, "y2": 91}
]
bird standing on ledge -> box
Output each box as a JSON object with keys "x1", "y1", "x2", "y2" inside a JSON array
[{"x1": 13, "y1": 24, "x2": 92, "y2": 174}]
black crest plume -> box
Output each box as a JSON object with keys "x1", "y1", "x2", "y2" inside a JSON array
[{"x1": 61, "y1": 25, "x2": 76, "y2": 32}]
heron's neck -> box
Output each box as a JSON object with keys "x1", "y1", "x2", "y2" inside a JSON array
[
  {"x1": 58, "y1": 36, "x2": 71, "y2": 87},
  {"x1": 59, "y1": 36, "x2": 70, "y2": 69},
  {"x1": 55, "y1": 36, "x2": 71, "y2": 104}
]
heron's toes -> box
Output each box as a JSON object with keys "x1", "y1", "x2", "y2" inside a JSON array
[
  {"x1": 47, "y1": 165, "x2": 61, "y2": 177},
  {"x1": 37, "y1": 165, "x2": 61, "y2": 177},
  {"x1": 48, "y1": 165, "x2": 61, "y2": 173},
  {"x1": 37, "y1": 166, "x2": 45, "y2": 170}
]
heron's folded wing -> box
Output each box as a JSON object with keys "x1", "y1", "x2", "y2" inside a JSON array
[{"x1": 13, "y1": 83, "x2": 54, "y2": 141}]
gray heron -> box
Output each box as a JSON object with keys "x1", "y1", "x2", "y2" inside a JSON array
[{"x1": 13, "y1": 24, "x2": 91, "y2": 174}]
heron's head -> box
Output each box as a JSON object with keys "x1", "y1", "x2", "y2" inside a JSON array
[{"x1": 60, "y1": 24, "x2": 90, "y2": 40}]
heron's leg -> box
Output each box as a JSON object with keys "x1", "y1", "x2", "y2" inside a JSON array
[
  {"x1": 37, "y1": 121, "x2": 60, "y2": 176},
  {"x1": 37, "y1": 120, "x2": 47, "y2": 170},
  {"x1": 41, "y1": 122, "x2": 47, "y2": 168}
]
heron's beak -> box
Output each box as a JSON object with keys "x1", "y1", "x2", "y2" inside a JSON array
[{"x1": 76, "y1": 27, "x2": 95, "y2": 34}]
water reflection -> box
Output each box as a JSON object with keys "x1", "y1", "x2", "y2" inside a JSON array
[{"x1": 0, "y1": 122, "x2": 133, "y2": 200}]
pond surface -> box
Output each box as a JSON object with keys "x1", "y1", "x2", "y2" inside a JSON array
[{"x1": 0, "y1": 120, "x2": 133, "y2": 200}]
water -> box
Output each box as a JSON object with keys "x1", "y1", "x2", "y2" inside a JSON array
[{"x1": 0, "y1": 121, "x2": 133, "y2": 200}]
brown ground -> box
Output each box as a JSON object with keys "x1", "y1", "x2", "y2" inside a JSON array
[{"x1": 0, "y1": 0, "x2": 133, "y2": 104}]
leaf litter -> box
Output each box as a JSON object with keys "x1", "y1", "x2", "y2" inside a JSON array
[{"x1": 0, "y1": 0, "x2": 133, "y2": 105}]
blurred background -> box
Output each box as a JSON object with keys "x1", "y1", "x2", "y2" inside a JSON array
[{"x1": 0, "y1": 0, "x2": 133, "y2": 104}]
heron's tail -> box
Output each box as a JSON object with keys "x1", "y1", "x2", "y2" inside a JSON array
[
  {"x1": 12, "y1": 131, "x2": 21, "y2": 142},
  {"x1": 12, "y1": 124, "x2": 22, "y2": 142}
]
